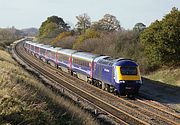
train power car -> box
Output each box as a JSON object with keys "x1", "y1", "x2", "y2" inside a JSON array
[
  {"x1": 93, "y1": 57, "x2": 142, "y2": 95},
  {"x1": 24, "y1": 41, "x2": 142, "y2": 96}
]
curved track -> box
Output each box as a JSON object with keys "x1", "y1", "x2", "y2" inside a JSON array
[{"x1": 13, "y1": 40, "x2": 180, "y2": 125}]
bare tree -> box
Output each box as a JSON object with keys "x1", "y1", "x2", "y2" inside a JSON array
[
  {"x1": 96, "y1": 14, "x2": 121, "y2": 31},
  {"x1": 75, "y1": 13, "x2": 91, "y2": 34}
]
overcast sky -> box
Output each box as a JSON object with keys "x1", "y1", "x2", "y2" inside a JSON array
[{"x1": 0, "y1": 0, "x2": 179, "y2": 29}]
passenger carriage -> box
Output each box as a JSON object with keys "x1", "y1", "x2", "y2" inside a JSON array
[
  {"x1": 56, "y1": 49, "x2": 77, "y2": 73},
  {"x1": 34, "y1": 43, "x2": 44, "y2": 58},
  {"x1": 71, "y1": 52, "x2": 99, "y2": 82},
  {"x1": 29, "y1": 42, "x2": 39, "y2": 55},
  {"x1": 38, "y1": 44, "x2": 51, "y2": 62},
  {"x1": 24, "y1": 41, "x2": 32, "y2": 53},
  {"x1": 46, "y1": 47, "x2": 62, "y2": 67}
]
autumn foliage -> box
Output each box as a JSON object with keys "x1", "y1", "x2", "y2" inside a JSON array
[
  {"x1": 73, "y1": 28, "x2": 100, "y2": 49},
  {"x1": 51, "y1": 31, "x2": 72, "y2": 45}
]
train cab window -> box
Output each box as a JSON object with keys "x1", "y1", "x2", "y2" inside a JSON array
[{"x1": 120, "y1": 67, "x2": 137, "y2": 75}]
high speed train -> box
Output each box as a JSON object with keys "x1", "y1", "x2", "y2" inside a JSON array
[{"x1": 24, "y1": 41, "x2": 142, "y2": 96}]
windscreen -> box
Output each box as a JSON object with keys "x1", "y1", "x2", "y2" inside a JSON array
[{"x1": 120, "y1": 67, "x2": 137, "y2": 75}]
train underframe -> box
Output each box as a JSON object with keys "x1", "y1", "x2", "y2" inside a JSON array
[{"x1": 71, "y1": 70, "x2": 139, "y2": 97}]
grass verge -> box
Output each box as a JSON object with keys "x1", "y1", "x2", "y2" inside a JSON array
[
  {"x1": 0, "y1": 49, "x2": 99, "y2": 125},
  {"x1": 145, "y1": 67, "x2": 180, "y2": 87}
]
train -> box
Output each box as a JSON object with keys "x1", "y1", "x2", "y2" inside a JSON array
[{"x1": 24, "y1": 41, "x2": 142, "y2": 96}]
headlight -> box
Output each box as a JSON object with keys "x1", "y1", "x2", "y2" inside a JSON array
[{"x1": 119, "y1": 80, "x2": 125, "y2": 83}]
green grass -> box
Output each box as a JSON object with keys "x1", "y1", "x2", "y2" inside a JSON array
[
  {"x1": 0, "y1": 50, "x2": 99, "y2": 125},
  {"x1": 145, "y1": 67, "x2": 180, "y2": 87}
]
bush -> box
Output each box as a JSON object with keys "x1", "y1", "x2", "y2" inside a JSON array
[
  {"x1": 76, "y1": 38, "x2": 100, "y2": 52},
  {"x1": 73, "y1": 28, "x2": 100, "y2": 49},
  {"x1": 54, "y1": 36, "x2": 76, "y2": 49},
  {"x1": 51, "y1": 31, "x2": 72, "y2": 45}
]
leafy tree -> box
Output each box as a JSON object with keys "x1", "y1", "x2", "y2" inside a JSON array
[
  {"x1": 41, "y1": 22, "x2": 59, "y2": 38},
  {"x1": 75, "y1": 13, "x2": 91, "y2": 34},
  {"x1": 140, "y1": 7, "x2": 180, "y2": 67},
  {"x1": 133, "y1": 23, "x2": 146, "y2": 32},
  {"x1": 92, "y1": 14, "x2": 121, "y2": 31},
  {"x1": 38, "y1": 16, "x2": 70, "y2": 39}
]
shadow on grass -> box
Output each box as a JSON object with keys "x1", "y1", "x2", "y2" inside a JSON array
[{"x1": 139, "y1": 77, "x2": 180, "y2": 105}]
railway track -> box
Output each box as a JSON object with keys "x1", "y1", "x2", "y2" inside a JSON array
[{"x1": 13, "y1": 40, "x2": 180, "y2": 125}]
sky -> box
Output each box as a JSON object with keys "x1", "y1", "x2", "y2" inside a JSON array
[{"x1": 0, "y1": 0, "x2": 179, "y2": 30}]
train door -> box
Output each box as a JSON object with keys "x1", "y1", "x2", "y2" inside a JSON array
[{"x1": 98, "y1": 64, "x2": 102, "y2": 80}]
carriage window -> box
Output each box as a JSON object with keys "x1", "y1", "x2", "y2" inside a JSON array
[
  {"x1": 31, "y1": 45, "x2": 35, "y2": 51},
  {"x1": 40, "y1": 48, "x2": 46, "y2": 55},
  {"x1": 120, "y1": 67, "x2": 137, "y2": 75},
  {"x1": 73, "y1": 58, "x2": 89, "y2": 67},
  {"x1": 47, "y1": 50, "x2": 51, "y2": 57},
  {"x1": 35, "y1": 47, "x2": 39, "y2": 52},
  {"x1": 50, "y1": 51, "x2": 56, "y2": 60},
  {"x1": 57, "y1": 53, "x2": 69, "y2": 61}
]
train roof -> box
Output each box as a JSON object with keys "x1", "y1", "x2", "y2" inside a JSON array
[
  {"x1": 114, "y1": 58, "x2": 138, "y2": 66},
  {"x1": 58, "y1": 49, "x2": 77, "y2": 56},
  {"x1": 72, "y1": 52, "x2": 100, "y2": 62},
  {"x1": 26, "y1": 41, "x2": 39, "y2": 46},
  {"x1": 39, "y1": 44, "x2": 51, "y2": 49},
  {"x1": 95, "y1": 56, "x2": 138, "y2": 66},
  {"x1": 46, "y1": 46, "x2": 62, "y2": 52},
  {"x1": 35, "y1": 43, "x2": 44, "y2": 47},
  {"x1": 25, "y1": 41, "x2": 31, "y2": 43},
  {"x1": 94, "y1": 56, "x2": 111, "y2": 62},
  {"x1": 24, "y1": 41, "x2": 138, "y2": 66},
  {"x1": 25, "y1": 41, "x2": 34, "y2": 45},
  {"x1": 95, "y1": 56, "x2": 114, "y2": 66}
]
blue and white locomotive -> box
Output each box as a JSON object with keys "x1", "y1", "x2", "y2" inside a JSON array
[{"x1": 24, "y1": 41, "x2": 142, "y2": 96}]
